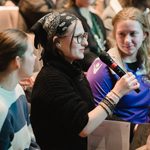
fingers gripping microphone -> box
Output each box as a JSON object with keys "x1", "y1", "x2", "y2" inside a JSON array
[{"x1": 99, "y1": 51, "x2": 140, "y2": 93}]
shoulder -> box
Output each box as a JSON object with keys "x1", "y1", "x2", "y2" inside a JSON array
[
  {"x1": 108, "y1": 47, "x2": 125, "y2": 70},
  {"x1": 90, "y1": 11, "x2": 104, "y2": 23},
  {"x1": 39, "y1": 65, "x2": 69, "y2": 80},
  {"x1": 87, "y1": 57, "x2": 109, "y2": 81},
  {"x1": 34, "y1": 65, "x2": 75, "y2": 93}
]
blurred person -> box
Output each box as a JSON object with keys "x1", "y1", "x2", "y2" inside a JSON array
[
  {"x1": 30, "y1": 10, "x2": 139, "y2": 150},
  {"x1": 0, "y1": 0, "x2": 15, "y2": 6},
  {"x1": 146, "y1": 135, "x2": 150, "y2": 150},
  {"x1": 19, "y1": 0, "x2": 56, "y2": 31},
  {"x1": 0, "y1": 29, "x2": 40, "y2": 149},
  {"x1": 130, "y1": 123, "x2": 150, "y2": 149}
]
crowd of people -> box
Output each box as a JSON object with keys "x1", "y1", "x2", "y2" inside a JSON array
[{"x1": 0, "y1": 0, "x2": 150, "y2": 150}]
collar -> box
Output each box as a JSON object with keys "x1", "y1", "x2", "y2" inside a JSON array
[
  {"x1": 108, "y1": 47, "x2": 125, "y2": 70},
  {"x1": 47, "y1": 57, "x2": 83, "y2": 78},
  {"x1": 108, "y1": 47, "x2": 147, "y2": 75}
]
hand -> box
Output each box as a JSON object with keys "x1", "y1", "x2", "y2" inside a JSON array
[
  {"x1": 19, "y1": 78, "x2": 34, "y2": 90},
  {"x1": 19, "y1": 72, "x2": 38, "y2": 90},
  {"x1": 112, "y1": 72, "x2": 140, "y2": 98}
]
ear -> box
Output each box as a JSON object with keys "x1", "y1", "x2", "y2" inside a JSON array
[
  {"x1": 53, "y1": 36, "x2": 61, "y2": 48},
  {"x1": 143, "y1": 31, "x2": 148, "y2": 41},
  {"x1": 53, "y1": 36, "x2": 59, "y2": 43},
  {"x1": 13, "y1": 56, "x2": 21, "y2": 69}
]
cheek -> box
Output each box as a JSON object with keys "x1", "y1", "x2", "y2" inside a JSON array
[
  {"x1": 115, "y1": 36, "x2": 123, "y2": 44},
  {"x1": 71, "y1": 44, "x2": 79, "y2": 54}
]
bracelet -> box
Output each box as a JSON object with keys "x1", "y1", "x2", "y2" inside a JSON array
[
  {"x1": 102, "y1": 98, "x2": 115, "y2": 112},
  {"x1": 111, "y1": 90, "x2": 121, "y2": 99},
  {"x1": 106, "y1": 96, "x2": 117, "y2": 106},
  {"x1": 99, "y1": 103, "x2": 110, "y2": 116}
]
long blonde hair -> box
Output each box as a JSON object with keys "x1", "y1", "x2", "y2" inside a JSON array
[{"x1": 112, "y1": 7, "x2": 150, "y2": 78}]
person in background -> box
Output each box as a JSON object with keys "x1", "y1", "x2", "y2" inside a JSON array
[
  {"x1": 0, "y1": 29, "x2": 40, "y2": 150},
  {"x1": 65, "y1": 0, "x2": 109, "y2": 71},
  {"x1": 18, "y1": 0, "x2": 56, "y2": 31},
  {"x1": 130, "y1": 123, "x2": 150, "y2": 149},
  {"x1": 102, "y1": 0, "x2": 150, "y2": 46},
  {"x1": 87, "y1": 7, "x2": 150, "y2": 141},
  {"x1": 0, "y1": 0, "x2": 15, "y2": 6},
  {"x1": 11, "y1": 0, "x2": 20, "y2": 5},
  {"x1": 30, "y1": 10, "x2": 139, "y2": 150},
  {"x1": 89, "y1": 0, "x2": 110, "y2": 17}
]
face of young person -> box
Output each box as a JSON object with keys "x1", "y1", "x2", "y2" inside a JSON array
[
  {"x1": 75, "y1": 0, "x2": 95, "y2": 7},
  {"x1": 19, "y1": 39, "x2": 36, "y2": 79},
  {"x1": 114, "y1": 20, "x2": 146, "y2": 61},
  {"x1": 58, "y1": 20, "x2": 88, "y2": 63}
]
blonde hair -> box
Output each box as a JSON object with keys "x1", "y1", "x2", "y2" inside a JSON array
[{"x1": 112, "y1": 7, "x2": 150, "y2": 78}]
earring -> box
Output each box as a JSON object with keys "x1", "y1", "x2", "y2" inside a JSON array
[{"x1": 56, "y1": 42, "x2": 61, "y2": 48}]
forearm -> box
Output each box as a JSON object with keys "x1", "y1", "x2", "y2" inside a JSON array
[
  {"x1": 79, "y1": 91, "x2": 120, "y2": 137},
  {"x1": 80, "y1": 72, "x2": 139, "y2": 137}
]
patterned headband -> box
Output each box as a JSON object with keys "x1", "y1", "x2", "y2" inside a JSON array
[{"x1": 38, "y1": 10, "x2": 78, "y2": 38}]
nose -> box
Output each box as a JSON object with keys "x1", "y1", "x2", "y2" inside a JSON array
[
  {"x1": 124, "y1": 34, "x2": 132, "y2": 44},
  {"x1": 81, "y1": 38, "x2": 88, "y2": 47}
]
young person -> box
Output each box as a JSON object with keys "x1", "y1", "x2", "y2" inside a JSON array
[
  {"x1": 87, "y1": 7, "x2": 150, "y2": 124},
  {"x1": 30, "y1": 10, "x2": 139, "y2": 150},
  {"x1": 0, "y1": 29, "x2": 39, "y2": 150},
  {"x1": 102, "y1": 0, "x2": 150, "y2": 46}
]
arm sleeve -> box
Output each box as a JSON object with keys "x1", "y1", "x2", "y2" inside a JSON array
[
  {"x1": 0, "y1": 114, "x2": 14, "y2": 150},
  {"x1": 32, "y1": 70, "x2": 90, "y2": 135}
]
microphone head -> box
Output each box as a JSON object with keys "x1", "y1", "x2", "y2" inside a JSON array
[{"x1": 99, "y1": 51, "x2": 114, "y2": 66}]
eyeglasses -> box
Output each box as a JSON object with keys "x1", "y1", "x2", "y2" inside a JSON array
[
  {"x1": 58, "y1": 32, "x2": 88, "y2": 44},
  {"x1": 73, "y1": 32, "x2": 88, "y2": 44}
]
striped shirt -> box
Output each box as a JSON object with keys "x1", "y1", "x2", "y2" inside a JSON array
[{"x1": 0, "y1": 84, "x2": 39, "y2": 150}]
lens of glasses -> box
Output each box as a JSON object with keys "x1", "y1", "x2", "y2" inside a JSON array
[{"x1": 76, "y1": 32, "x2": 88, "y2": 44}]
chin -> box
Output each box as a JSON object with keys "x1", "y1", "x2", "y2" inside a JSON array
[{"x1": 79, "y1": 55, "x2": 84, "y2": 60}]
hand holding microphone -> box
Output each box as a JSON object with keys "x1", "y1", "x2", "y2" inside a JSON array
[{"x1": 98, "y1": 51, "x2": 140, "y2": 93}]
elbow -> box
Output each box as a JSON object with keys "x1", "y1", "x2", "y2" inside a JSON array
[{"x1": 79, "y1": 130, "x2": 89, "y2": 138}]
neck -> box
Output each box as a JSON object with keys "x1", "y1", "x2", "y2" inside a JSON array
[
  {"x1": 0, "y1": 72, "x2": 18, "y2": 91},
  {"x1": 121, "y1": 54, "x2": 137, "y2": 63}
]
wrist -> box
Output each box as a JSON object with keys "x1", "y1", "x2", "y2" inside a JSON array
[{"x1": 107, "y1": 90, "x2": 121, "y2": 104}]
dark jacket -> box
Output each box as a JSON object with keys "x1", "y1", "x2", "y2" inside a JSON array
[{"x1": 30, "y1": 57, "x2": 95, "y2": 150}]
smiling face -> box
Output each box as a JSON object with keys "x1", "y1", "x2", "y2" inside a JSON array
[
  {"x1": 114, "y1": 19, "x2": 146, "y2": 61},
  {"x1": 57, "y1": 20, "x2": 88, "y2": 63}
]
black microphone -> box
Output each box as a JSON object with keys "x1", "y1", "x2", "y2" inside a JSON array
[{"x1": 99, "y1": 51, "x2": 140, "y2": 93}]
